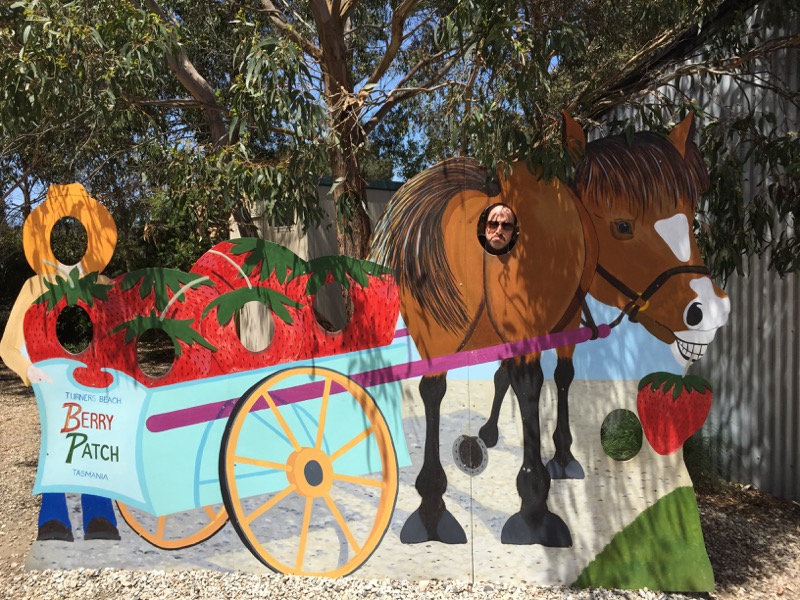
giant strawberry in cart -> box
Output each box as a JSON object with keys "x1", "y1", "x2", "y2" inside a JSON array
[
  {"x1": 23, "y1": 268, "x2": 114, "y2": 388},
  {"x1": 192, "y1": 238, "x2": 400, "y2": 373},
  {"x1": 96, "y1": 268, "x2": 222, "y2": 386}
]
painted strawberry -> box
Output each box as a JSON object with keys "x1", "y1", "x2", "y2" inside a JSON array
[
  {"x1": 636, "y1": 372, "x2": 713, "y2": 456},
  {"x1": 294, "y1": 257, "x2": 400, "y2": 359},
  {"x1": 99, "y1": 269, "x2": 219, "y2": 387},
  {"x1": 23, "y1": 269, "x2": 114, "y2": 388},
  {"x1": 191, "y1": 239, "x2": 309, "y2": 296},
  {"x1": 192, "y1": 239, "x2": 310, "y2": 372}
]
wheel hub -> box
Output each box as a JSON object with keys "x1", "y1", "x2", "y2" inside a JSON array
[{"x1": 287, "y1": 447, "x2": 333, "y2": 498}]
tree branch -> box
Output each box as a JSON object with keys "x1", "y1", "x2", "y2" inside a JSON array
[
  {"x1": 362, "y1": 0, "x2": 421, "y2": 91},
  {"x1": 583, "y1": 0, "x2": 765, "y2": 120},
  {"x1": 363, "y1": 31, "x2": 481, "y2": 134},
  {"x1": 128, "y1": 0, "x2": 230, "y2": 147},
  {"x1": 258, "y1": 0, "x2": 322, "y2": 60},
  {"x1": 589, "y1": 33, "x2": 800, "y2": 118}
]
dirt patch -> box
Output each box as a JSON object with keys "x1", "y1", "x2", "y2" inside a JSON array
[{"x1": 0, "y1": 366, "x2": 40, "y2": 567}]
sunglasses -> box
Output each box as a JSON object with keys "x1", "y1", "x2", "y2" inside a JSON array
[{"x1": 486, "y1": 220, "x2": 515, "y2": 232}]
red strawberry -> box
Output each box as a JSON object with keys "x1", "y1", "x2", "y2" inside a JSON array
[
  {"x1": 90, "y1": 272, "x2": 155, "y2": 381},
  {"x1": 100, "y1": 269, "x2": 219, "y2": 387},
  {"x1": 191, "y1": 239, "x2": 310, "y2": 372},
  {"x1": 295, "y1": 270, "x2": 400, "y2": 359},
  {"x1": 636, "y1": 372, "x2": 713, "y2": 455},
  {"x1": 23, "y1": 270, "x2": 113, "y2": 388}
]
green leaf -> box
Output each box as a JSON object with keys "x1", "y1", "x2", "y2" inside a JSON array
[
  {"x1": 304, "y1": 256, "x2": 392, "y2": 296},
  {"x1": 202, "y1": 286, "x2": 303, "y2": 326},
  {"x1": 33, "y1": 269, "x2": 112, "y2": 311},
  {"x1": 228, "y1": 238, "x2": 310, "y2": 284},
  {"x1": 121, "y1": 269, "x2": 214, "y2": 312},
  {"x1": 110, "y1": 311, "x2": 217, "y2": 356}
]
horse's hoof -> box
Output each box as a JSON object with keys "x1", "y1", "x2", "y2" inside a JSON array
[
  {"x1": 500, "y1": 511, "x2": 572, "y2": 547},
  {"x1": 400, "y1": 508, "x2": 467, "y2": 544},
  {"x1": 546, "y1": 458, "x2": 585, "y2": 480},
  {"x1": 478, "y1": 422, "x2": 499, "y2": 448}
]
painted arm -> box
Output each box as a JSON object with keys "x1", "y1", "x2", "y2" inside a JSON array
[{"x1": 0, "y1": 276, "x2": 51, "y2": 386}]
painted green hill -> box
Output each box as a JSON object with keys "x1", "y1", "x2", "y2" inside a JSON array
[{"x1": 573, "y1": 486, "x2": 714, "y2": 592}]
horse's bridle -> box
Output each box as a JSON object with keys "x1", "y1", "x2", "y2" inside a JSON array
[{"x1": 595, "y1": 263, "x2": 711, "y2": 325}]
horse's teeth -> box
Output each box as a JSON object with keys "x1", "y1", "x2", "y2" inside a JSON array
[{"x1": 677, "y1": 338, "x2": 706, "y2": 361}]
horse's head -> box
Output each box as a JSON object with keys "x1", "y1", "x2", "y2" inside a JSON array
[{"x1": 565, "y1": 112, "x2": 730, "y2": 366}]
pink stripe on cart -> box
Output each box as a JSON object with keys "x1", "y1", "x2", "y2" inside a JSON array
[{"x1": 146, "y1": 324, "x2": 610, "y2": 433}]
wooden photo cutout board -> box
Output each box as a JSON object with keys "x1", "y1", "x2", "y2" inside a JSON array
[{"x1": 3, "y1": 113, "x2": 730, "y2": 591}]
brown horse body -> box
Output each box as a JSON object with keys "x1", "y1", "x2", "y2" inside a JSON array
[
  {"x1": 399, "y1": 165, "x2": 593, "y2": 359},
  {"x1": 370, "y1": 114, "x2": 730, "y2": 547}
]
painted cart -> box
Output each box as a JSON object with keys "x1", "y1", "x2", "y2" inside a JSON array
[{"x1": 32, "y1": 321, "x2": 609, "y2": 578}]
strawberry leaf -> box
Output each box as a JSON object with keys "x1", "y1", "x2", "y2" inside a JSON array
[
  {"x1": 110, "y1": 311, "x2": 217, "y2": 356},
  {"x1": 305, "y1": 256, "x2": 392, "y2": 296},
  {"x1": 121, "y1": 269, "x2": 214, "y2": 312},
  {"x1": 228, "y1": 238, "x2": 310, "y2": 284},
  {"x1": 683, "y1": 374, "x2": 712, "y2": 394},
  {"x1": 33, "y1": 269, "x2": 112, "y2": 310},
  {"x1": 202, "y1": 286, "x2": 303, "y2": 326}
]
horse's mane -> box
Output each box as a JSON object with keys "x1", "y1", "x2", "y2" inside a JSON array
[
  {"x1": 370, "y1": 157, "x2": 498, "y2": 333},
  {"x1": 574, "y1": 132, "x2": 710, "y2": 216}
]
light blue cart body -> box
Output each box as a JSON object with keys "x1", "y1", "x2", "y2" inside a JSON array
[{"x1": 32, "y1": 337, "x2": 412, "y2": 516}]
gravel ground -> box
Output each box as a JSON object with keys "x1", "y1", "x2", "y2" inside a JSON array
[{"x1": 1, "y1": 365, "x2": 798, "y2": 600}]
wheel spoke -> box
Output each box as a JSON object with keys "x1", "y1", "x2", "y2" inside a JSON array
[
  {"x1": 332, "y1": 472, "x2": 384, "y2": 489},
  {"x1": 156, "y1": 516, "x2": 166, "y2": 541},
  {"x1": 262, "y1": 391, "x2": 301, "y2": 450},
  {"x1": 203, "y1": 506, "x2": 217, "y2": 520},
  {"x1": 314, "y1": 378, "x2": 333, "y2": 450},
  {"x1": 246, "y1": 484, "x2": 296, "y2": 525},
  {"x1": 329, "y1": 426, "x2": 374, "y2": 462},
  {"x1": 234, "y1": 455, "x2": 289, "y2": 471},
  {"x1": 324, "y1": 494, "x2": 361, "y2": 555},
  {"x1": 295, "y1": 497, "x2": 314, "y2": 572}
]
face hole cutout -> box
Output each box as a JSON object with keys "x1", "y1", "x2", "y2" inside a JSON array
[
  {"x1": 477, "y1": 203, "x2": 518, "y2": 255},
  {"x1": 136, "y1": 327, "x2": 175, "y2": 378},
  {"x1": 51, "y1": 217, "x2": 88, "y2": 267},
  {"x1": 600, "y1": 409, "x2": 643, "y2": 461},
  {"x1": 235, "y1": 301, "x2": 275, "y2": 353},
  {"x1": 55, "y1": 305, "x2": 93, "y2": 355},
  {"x1": 313, "y1": 282, "x2": 352, "y2": 333}
]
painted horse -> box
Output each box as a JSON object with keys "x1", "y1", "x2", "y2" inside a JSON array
[{"x1": 369, "y1": 113, "x2": 730, "y2": 547}]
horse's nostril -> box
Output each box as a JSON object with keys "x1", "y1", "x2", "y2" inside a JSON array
[{"x1": 686, "y1": 302, "x2": 703, "y2": 327}]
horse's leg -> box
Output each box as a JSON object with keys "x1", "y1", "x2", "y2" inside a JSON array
[
  {"x1": 401, "y1": 373, "x2": 467, "y2": 544},
  {"x1": 546, "y1": 345, "x2": 585, "y2": 480},
  {"x1": 478, "y1": 360, "x2": 511, "y2": 448},
  {"x1": 501, "y1": 356, "x2": 571, "y2": 547}
]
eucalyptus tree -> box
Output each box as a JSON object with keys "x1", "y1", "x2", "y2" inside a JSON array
[{"x1": 2, "y1": 0, "x2": 799, "y2": 274}]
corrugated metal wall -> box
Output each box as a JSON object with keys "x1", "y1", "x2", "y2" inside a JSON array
[
  {"x1": 697, "y1": 260, "x2": 800, "y2": 500},
  {"x1": 615, "y1": 4, "x2": 800, "y2": 500},
  {"x1": 695, "y1": 5, "x2": 799, "y2": 501}
]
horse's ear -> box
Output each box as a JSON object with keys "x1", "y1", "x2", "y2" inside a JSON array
[
  {"x1": 668, "y1": 113, "x2": 697, "y2": 158},
  {"x1": 562, "y1": 110, "x2": 585, "y2": 165}
]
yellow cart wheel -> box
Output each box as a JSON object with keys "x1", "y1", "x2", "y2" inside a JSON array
[
  {"x1": 219, "y1": 366, "x2": 398, "y2": 578},
  {"x1": 116, "y1": 502, "x2": 227, "y2": 550}
]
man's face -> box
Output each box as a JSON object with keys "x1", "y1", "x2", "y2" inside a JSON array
[{"x1": 484, "y1": 206, "x2": 516, "y2": 251}]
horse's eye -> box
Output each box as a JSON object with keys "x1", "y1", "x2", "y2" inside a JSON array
[{"x1": 612, "y1": 220, "x2": 634, "y2": 239}]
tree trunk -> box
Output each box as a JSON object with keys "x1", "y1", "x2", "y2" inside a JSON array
[
  {"x1": 311, "y1": 0, "x2": 372, "y2": 259},
  {"x1": 329, "y1": 140, "x2": 372, "y2": 259}
]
